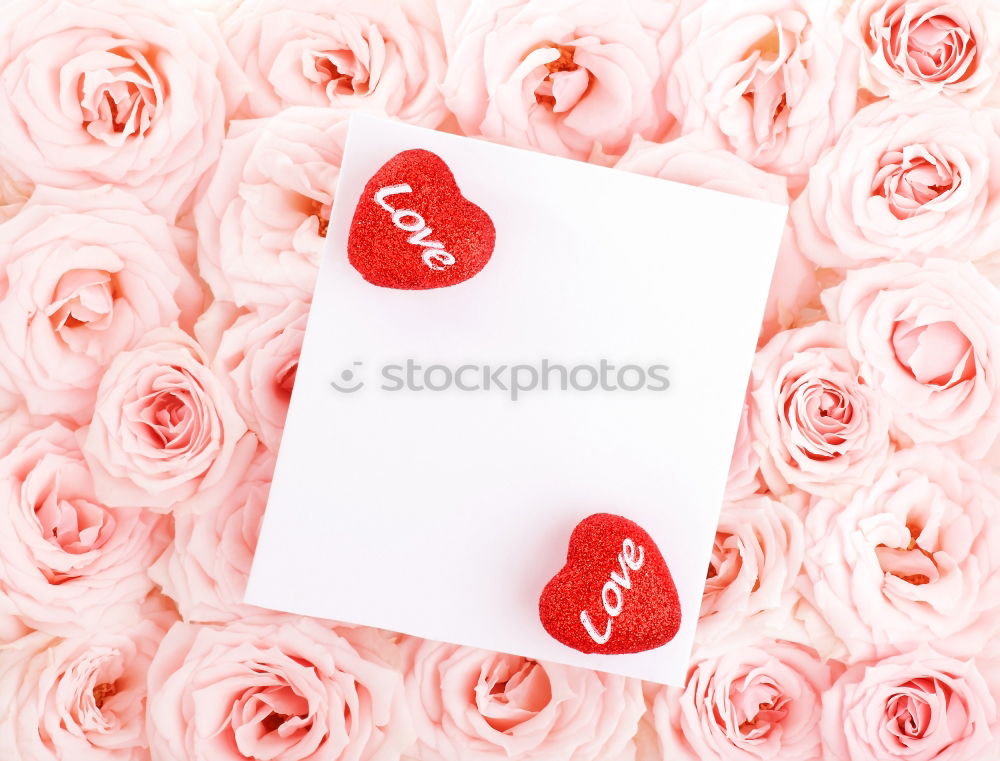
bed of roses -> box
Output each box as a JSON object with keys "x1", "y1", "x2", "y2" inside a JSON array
[{"x1": 0, "y1": 0, "x2": 998, "y2": 760}]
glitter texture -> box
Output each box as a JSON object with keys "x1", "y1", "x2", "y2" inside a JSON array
[
  {"x1": 538, "y1": 513, "x2": 682, "y2": 655},
  {"x1": 347, "y1": 148, "x2": 496, "y2": 290}
]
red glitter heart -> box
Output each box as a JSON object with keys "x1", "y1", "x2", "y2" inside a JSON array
[
  {"x1": 538, "y1": 513, "x2": 681, "y2": 655},
  {"x1": 347, "y1": 149, "x2": 496, "y2": 290}
]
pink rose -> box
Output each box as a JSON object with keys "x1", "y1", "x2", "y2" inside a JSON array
[
  {"x1": 749, "y1": 321, "x2": 893, "y2": 498},
  {"x1": 194, "y1": 107, "x2": 351, "y2": 308},
  {"x1": 398, "y1": 638, "x2": 644, "y2": 761},
  {"x1": 440, "y1": 0, "x2": 676, "y2": 159},
  {"x1": 699, "y1": 495, "x2": 805, "y2": 647},
  {"x1": 223, "y1": 0, "x2": 447, "y2": 125},
  {"x1": 0, "y1": 186, "x2": 201, "y2": 423},
  {"x1": 196, "y1": 301, "x2": 307, "y2": 452},
  {"x1": 821, "y1": 647, "x2": 999, "y2": 761},
  {"x1": 81, "y1": 327, "x2": 257, "y2": 512},
  {"x1": 792, "y1": 99, "x2": 1000, "y2": 267},
  {"x1": 666, "y1": 0, "x2": 858, "y2": 185},
  {"x1": 146, "y1": 616, "x2": 413, "y2": 761},
  {"x1": 150, "y1": 449, "x2": 274, "y2": 623},
  {"x1": 0, "y1": 598, "x2": 176, "y2": 761},
  {"x1": 0, "y1": 423, "x2": 168, "y2": 636},
  {"x1": 799, "y1": 446, "x2": 1000, "y2": 661},
  {"x1": 846, "y1": 0, "x2": 1000, "y2": 103},
  {"x1": 0, "y1": 0, "x2": 244, "y2": 221},
  {"x1": 652, "y1": 640, "x2": 841, "y2": 761},
  {"x1": 823, "y1": 259, "x2": 1000, "y2": 457}
]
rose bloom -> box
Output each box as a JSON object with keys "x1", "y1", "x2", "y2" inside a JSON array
[
  {"x1": 822, "y1": 648, "x2": 999, "y2": 761},
  {"x1": 823, "y1": 259, "x2": 1000, "y2": 457},
  {"x1": 749, "y1": 321, "x2": 893, "y2": 498},
  {"x1": 699, "y1": 495, "x2": 805, "y2": 647},
  {"x1": 665, "y1": 0, "x2": 858, "y2": 185},
  {"x1": 793, "y1": 98, "x2": 1000, "y2": 267},
  {"x1": 223, "y1": 0, "x2": 447, "y2": 125},
  {"x1": 799, "y1": 446, "x2": 1000, "y2": 662},
  {"x1": 398, "y1": 638, "x2": 644, "y2": 761},
  {"x1": 0, "y1": 599, "x2": 175, "y2": 761},
  {"x1": 440, "y1": 0, "x2": 675, "y2": 159},
  {"x1": 195, "y1": 107, "x2": 351, "y2": 308},
  {"x1": 0, "y1": 423, "x2": 168, "y2": 636},
  {"x1": 652, "y1": 640, "x2": 841, "y2": 761},
  {"x1": 146, "y1": 616, "x2": 413, "y2": 761},
  {"x1": 150, "y1": 448, "x2": 274, "y2": 623},
  {"x1": 0, "y1": 186, "x2": 201, "y2": 423},
  {"x1": 846, "y1": 0, "x2": 1000, "y2": 103},
  {"x1": 82, "y1": 327, "x2": 257, "y2": 512},
  {"x1": 0, "y1": 0, "x2": 244, "y2": 221},
  {"x1": 196, "y1": 300, "x2": 307, "y2": 453}
]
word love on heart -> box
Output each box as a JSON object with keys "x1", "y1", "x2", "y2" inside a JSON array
[
  {"x1": 538, "y1": 513, "x2": 682, "y2": 655},
  {"x1": 347, "y1": 149, "x2": 496, "y2": 290},
  {"x1": 579, "y1": 538, "x2": 644, "y2": 645},
  {"x1": 373, "y1": 184, "x2": 455, "y2": 271}
]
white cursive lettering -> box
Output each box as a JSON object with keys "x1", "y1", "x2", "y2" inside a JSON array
[
  {"x1": 374, "y1": 183, "x2": 455, "y2": 271},
  {"x1": 580, "y1": 538, "x2": 647, "y2": 645}
]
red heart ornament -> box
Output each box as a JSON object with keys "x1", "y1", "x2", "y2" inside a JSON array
[
  {"x1": 347, "y1": 149, "x2": 496, "y2": 290},
  {"x1": 539, "y1": 513, "x2": 682, "y2": 655}
]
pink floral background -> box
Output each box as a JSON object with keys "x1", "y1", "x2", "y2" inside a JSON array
[{"x1": 0, "y1": 0, "x2": 998, "y2": 759}]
